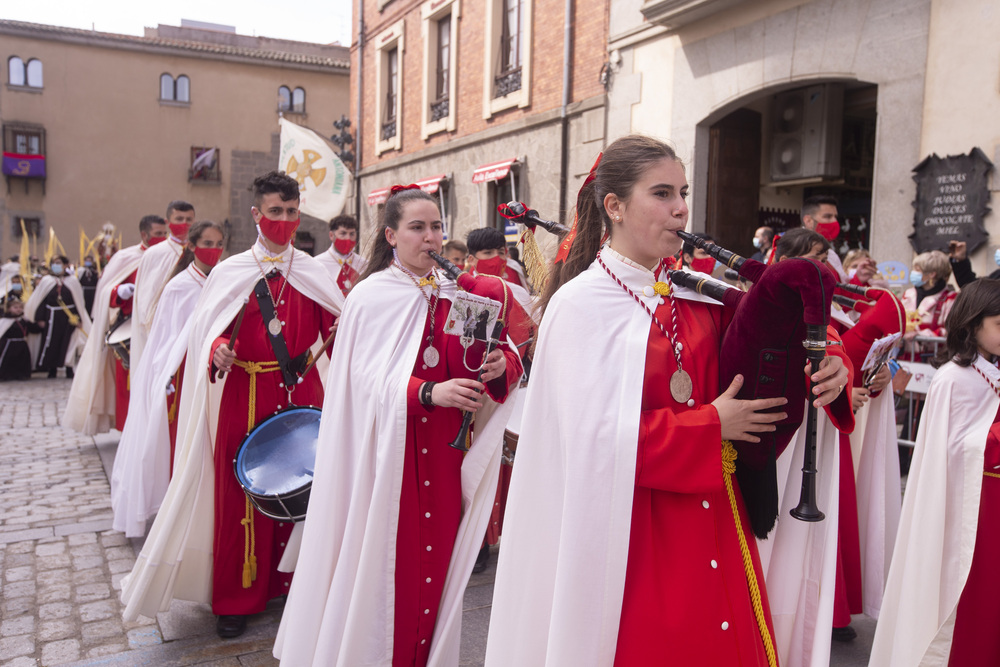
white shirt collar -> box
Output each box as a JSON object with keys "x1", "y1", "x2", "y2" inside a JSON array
[{"x1": 253, "y1": 238, "x2": 294, "y2": 276}]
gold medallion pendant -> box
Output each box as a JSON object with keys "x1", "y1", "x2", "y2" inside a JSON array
[
  {"x1": 670, "y1": 369, "x2": 693, "y2": 404},
  {"x1": 268, "y1": 317, "x2": 282, "y2": 336}
]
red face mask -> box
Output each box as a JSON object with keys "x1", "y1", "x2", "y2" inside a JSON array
[
  {"x1": 475, "y1": 256, "x2": 507, "y2": 277},
  {"x1": 453, "y1": 260, "x2": 466, "y2": 271},
  {"x1": 194, "y1": 246, "x2": 224, "y2": 268},
  {"x1": 258, "y1": 214, "x2": 300, "y2": 247},
  {"x1": 816, "y1": 221, "x2": 841, "y2": 242},
  {"x1": 690, "y1": 257, "x2": 716, "y2": 274},
  {"x1": 169, "y1": 222, "x2": 191, "y2": 239},
  {"x1": 333, "y1": 238, "x2": 356, "y2": 255},
  {"x1": 147, "y1": 235, "x2": 167, "y2": 247}
]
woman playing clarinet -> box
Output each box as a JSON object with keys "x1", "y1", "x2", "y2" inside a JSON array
[
  {"x1": 485, "y1": 135, "x2": 848, "y2": 666},
  {"x1": 275, "y1": 186, "x2": 523, "y2": 666}
]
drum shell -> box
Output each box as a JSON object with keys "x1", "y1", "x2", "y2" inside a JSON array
[
  {"x1": 233, "y1": 405, "x2": 321, "y2": 523},
  {"x1": 105, "y1": 317, "x2": 132, "y2": 370}
]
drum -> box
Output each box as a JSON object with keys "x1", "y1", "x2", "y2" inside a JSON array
[
  {"x1": 233, "y1": 405, "x2": 321, "y2": 522},
  {"x1": 502, "y1": 383, "x2": 528, "y2": 465},
  {"x1": 105, "y1": 317, "x2": 132, "y2": 370}
]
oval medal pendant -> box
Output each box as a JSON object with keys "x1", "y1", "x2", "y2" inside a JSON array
[
  {"x1": 268, "y1": 317, "x2": 282, "y2": 336},
  {"x1": 669, "y1": 369, "x2": 693, "y2": 404},
  {"x1": 423, "y1": 346, "x2": 440, "y2": 368}
]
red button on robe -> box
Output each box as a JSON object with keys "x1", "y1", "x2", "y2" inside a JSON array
[
  {"x1": 393, "y1": 294, "x2": 522, "y2": 667},
  {"x1": 614, "y1": 297, "x2": 777, "y2": 667},
  {"x1": 209, "y1": 273, "x2": 335, "y2": 616}
]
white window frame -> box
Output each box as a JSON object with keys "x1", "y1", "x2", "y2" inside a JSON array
[
  {"x1": 421, "y1": 0, "x2": 460, "y2": 139},
  {"x1": 375, "y1": 20, "x2": 405, "y2": 156},
  {"x1": 482, "y1": 0, "x2": 532, "y2": 119}
]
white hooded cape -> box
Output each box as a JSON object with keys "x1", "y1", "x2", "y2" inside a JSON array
[
  {"x1": 132, "y1": 237, "x2": 185, "y2": 372},
  {"x1": 484, "y1": 251, "x2": 727, "y2": 666},
  {"x1": 119, "y1": 243, "x2": 342, "y2": 620},
  {"x1": 24, "y1": 274, "x2": 92, "y2": 367},
  {"x1": 63, "y1": 243, "x2": 144, "y2": 435},
  {"x1": 755, "y1": 415, "x2": 841, "y2": 667},
  {"x1": 111, "y1": 265, "x2": 206, "y2": 537},
  {"x1": 273, "y1": 265, "x2": 518, "y2": 666},
  {"x1": 868, "y1": 357, "x2": 999, "y2": 667},
  {"x1": 849, "y1": 388, "x2": 902, "y2": 619}
]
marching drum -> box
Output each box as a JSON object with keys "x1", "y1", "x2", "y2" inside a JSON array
[
  {"x1": 502, "y1": 383, "x2": 528, "y2": 465},
  {"x1": 105, "y1": 317, "x2": 132, "y2": 370},
  {"x1": 233, "y1": 406, "x2": 321, "y2": 522}
]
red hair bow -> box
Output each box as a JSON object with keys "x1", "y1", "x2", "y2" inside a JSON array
[{"x1": 389, "y1": 183, "x2": 422, "y2": 196}]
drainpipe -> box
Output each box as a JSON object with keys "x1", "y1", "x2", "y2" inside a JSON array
[
  {"x1": 558, "y1": 0, "x2": 573, "y2": 223},
  {"x1": 354, "y1": 5, "x2": 365, "y2": 224}
]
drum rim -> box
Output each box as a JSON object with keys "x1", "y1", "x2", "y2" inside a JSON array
[{"x1": 233, "y1": 404, "x2": 322, "y2": 510}]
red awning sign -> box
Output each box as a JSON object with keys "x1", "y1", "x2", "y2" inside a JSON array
[
  {"x1": 472, "y1": 158, "x2": 517, "y2": 184},
  {"x1": 367, "y1": 187, "x2": 390, "y2": 206},
  {"x1": 416, "y1": 174, "x2": 447, "y2": 194}
]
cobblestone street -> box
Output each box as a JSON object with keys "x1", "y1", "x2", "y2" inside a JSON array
[{"x1": 0, "y1": 377, "x2": 873, "y2": 666}]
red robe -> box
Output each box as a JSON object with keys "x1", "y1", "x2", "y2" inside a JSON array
[
  {"x1": 948, "y1": 402, "x2": 1000, "y2": 666},
  {"x1": 109, "y1": 268, "x2": 137, "y2": 431},
  {"x1": 208, "y1": 274, "x2": 335, "y2": 616},
  {"x1": 614, "y1": 297, "x2": 777, "y2": 666},
  {"x1": 394, "y1": 295, "x2": 522, "y2": 667}
]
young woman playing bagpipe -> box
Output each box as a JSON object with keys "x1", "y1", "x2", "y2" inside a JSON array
[
  {"x1": 485, "y1": 135, "x2": 849, "y2": 666},
  {"x1": 274, "y1": 186, "x2": 523, "y2": 666}
]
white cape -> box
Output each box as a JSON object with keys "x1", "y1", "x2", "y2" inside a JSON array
[
  {"x1": 24, "y1": 274, "x2": 92, "y2": 367},
  {"x1": 849, "y1": 389, "x2": 901, "y2": 619},
  {"x1": 120, "y1": 244, "x2": 342, "y2": 620},
  {"x1": 111, "y1": 265, "x2": 206, "y2": 537},
  {"x1": 756, "y1": 414, "x2": 841, "y2": 667},
  {"x1": 274, "y1": 265, "x2": 517, "y2": 666},
  {"x1": 63, "y1": 244, "x2": 144, "y2": 435},
  {"x1": 484, "y1": 252, "x2": 727, "y2": 666},
  {"x1": 132, "y1": 238, "x2": 185, "y2": 373},
  {"x1": 868, "y1": 357, "x2": 999, "y2": 667}
]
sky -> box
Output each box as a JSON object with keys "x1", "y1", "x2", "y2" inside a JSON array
[{"x1": 2, "y1": 0, "x2": 352, "y2": 46}]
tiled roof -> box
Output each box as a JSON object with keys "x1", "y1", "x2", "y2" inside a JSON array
[{"x1": 0, "y1": 19, "x2": 349, "y2": 70}]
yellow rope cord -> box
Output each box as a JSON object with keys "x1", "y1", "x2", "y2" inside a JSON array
[
  {"x1": 231, "y1": 358, "x2": 280, "y2": 588},
  {"x1": 985, "y1": 471, "x2": 1000, "y2": 479},
  {"x1": 721, "y1": 440, "x2": 778, "y2": 667}
]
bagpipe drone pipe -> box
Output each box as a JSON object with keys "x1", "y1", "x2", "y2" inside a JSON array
[{"x1": 673, "y1": 231, "x2": 838, "y2": 538}]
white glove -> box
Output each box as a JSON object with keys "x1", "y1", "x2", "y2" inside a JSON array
[{"x1": 117, "y1": 283, "x2": 135, "y2": 300}]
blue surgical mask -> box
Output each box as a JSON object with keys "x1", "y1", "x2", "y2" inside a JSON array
[
  {"x1": 909, "y1": 270, "x2": 924, "y2": 287},
  {"x1": 50, "y1": 263, "x2": 64, "y2": 276},
  {"x1": 994, "y1": 249, "x2": 1000, "y2": 267},
  {"x1": 84, "y1": 259, "x2": 94, "y2": 268},
  {"x1": 752, "y1": 237, "x2": 763, "y2": 249},
  {"x1": 11, "y1": 283, "x2": 22, "y2": 293}
]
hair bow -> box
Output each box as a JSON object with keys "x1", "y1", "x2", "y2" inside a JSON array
[{"x1": 389, "y1": 184, "x2": 422, "y2": 196}]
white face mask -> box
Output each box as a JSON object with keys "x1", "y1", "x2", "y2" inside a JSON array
[
  {"x1": 994, "y1": 249, "x2": 1000, "y2": 267},
  {"x1": 752, "y1": 237, "x2": 763, "y2": 249},
  {"x1": 847, "y1": 268, "x2": 858, "y2": 280}
]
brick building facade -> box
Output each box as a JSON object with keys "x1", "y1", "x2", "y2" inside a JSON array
[{"x1": 351, "y1": 0, "x2": 610, "y2": 254}]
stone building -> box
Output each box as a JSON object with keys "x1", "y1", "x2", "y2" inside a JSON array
[
  {"x1": 0, "y1": 19, "x2": 350, "y2": 259},
  {"x1": 606, "y1": 0, "x2": 1000, "y2": 275},
  {"x1": 351, "y1": 0, "x2": 610, "y2": 254}
]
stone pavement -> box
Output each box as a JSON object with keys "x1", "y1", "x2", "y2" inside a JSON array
[{"x1": 0, "y1": 376, "x2": 874, "y2": 666}]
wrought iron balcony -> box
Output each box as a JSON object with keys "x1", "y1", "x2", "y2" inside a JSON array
[
  {"x1": 381, "y1": 120, "x2": 397, "y2": 141},
  {"x1": 430, "y1": 98, "x2": 450, "y2": 122},
  {"x1": 494, "y1": 69, "x2": 522, "y2": 98}
]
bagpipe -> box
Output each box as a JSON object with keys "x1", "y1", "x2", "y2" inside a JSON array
[
  {"x1": 427, "y1": 249, "x2": 513, "y2": 451},
  {"x1": 672, "y1": 231, "x2": 838, "y2": 537}
]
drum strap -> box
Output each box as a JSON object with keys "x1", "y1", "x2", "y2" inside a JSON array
[{"x1": 253, "y1": 278, "x2": 300, "y2": 387}]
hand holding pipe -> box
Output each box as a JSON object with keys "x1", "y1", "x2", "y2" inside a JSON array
[
  {"x1": 447, "y1": 320, "x2": 504, "y2": 452},
  {"x1": 789, "y1": 324, "x2": 827, "y2": 522}
]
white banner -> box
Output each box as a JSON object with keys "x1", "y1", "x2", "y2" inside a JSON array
[{"x1": 278, "y1": 117, "x2": 352, "y2": 221}]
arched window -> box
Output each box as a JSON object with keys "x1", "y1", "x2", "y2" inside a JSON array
[
  {"x1": 25, "y1": 59, "x2": 42, "y2": 88},
  {"x1": 175, "y1": 75, "x2": 190, "y2": 102},
  {"x1": 8, "y1": 57, "x2": 25, "y2": 86},
  {"x1": 160, "y1": 73, "x2": 175, "y2": 100},
  {"x1": 292, "y1": 87, "x2": 306, "y2": 113},
  {"x1": 278, "y1": 85, "x2": 291, "y2": 111}
]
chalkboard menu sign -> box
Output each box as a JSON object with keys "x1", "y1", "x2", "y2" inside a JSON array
[{"x1": 910, "y1": 148, "x2": 993, "y2": 253}]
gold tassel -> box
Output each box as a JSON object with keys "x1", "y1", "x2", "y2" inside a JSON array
[
  {"x1": 520, "y1": 230, "x2": 549, "y2": 293},
  {"x1": 241, "y1": 497, "x2": 257, "y2": 588}
]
